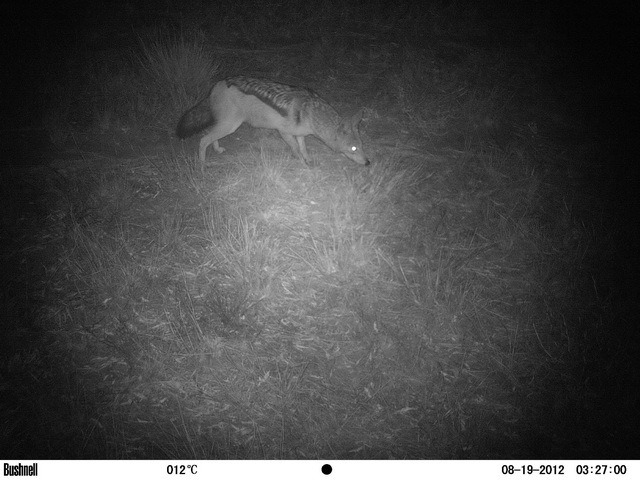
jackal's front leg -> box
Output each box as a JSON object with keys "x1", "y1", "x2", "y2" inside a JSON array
[
  {"x1": 280, "y1": 132, "x2": 316, "y2": 167},
  {"x1": 295, "y1": 136, "x2": 316, "y2": 167}
]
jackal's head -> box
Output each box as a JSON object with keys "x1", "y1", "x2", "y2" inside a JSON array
[{"x1": 336, "y1": 109, "x2": 369, "y2": 166}]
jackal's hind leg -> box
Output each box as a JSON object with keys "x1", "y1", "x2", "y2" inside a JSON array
[
  {"x1": 213, "y1": 140, "x2": 225, "y2": 153},
  {"x1": 198, "y1": 119, "x2": 241, "y2": 167}
]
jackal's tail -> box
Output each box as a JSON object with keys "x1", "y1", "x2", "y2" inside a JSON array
[{"x1": 176, "y1": 98, "x2": 213, "y2": 139}]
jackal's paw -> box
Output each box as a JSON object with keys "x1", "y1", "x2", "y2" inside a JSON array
[
  {"x1": 215, "y1": 146, "x2": 226, "y2": 153},
  {"x1": 303, "y1": 158, "x2": 318, "y2": 168}
]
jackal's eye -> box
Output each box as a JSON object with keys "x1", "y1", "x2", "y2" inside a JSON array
[{"x1": 351, "y1": 146, "x2": 357, "y2": 152}]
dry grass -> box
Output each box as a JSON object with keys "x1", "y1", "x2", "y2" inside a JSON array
[{"x1": 2, "y1": 1, "x2": 636, "y2": 459}]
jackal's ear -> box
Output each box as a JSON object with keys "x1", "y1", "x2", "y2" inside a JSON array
[{"x1": 351, "y1": 108, "x2": 364, "y2": 126}]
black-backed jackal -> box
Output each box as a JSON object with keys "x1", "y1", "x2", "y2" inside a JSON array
[{"x1": 176, "y1": 76, "x2": 369, "y2": 168}]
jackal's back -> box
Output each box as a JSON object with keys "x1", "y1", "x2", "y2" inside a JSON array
[{"x1": 225, "y1": 76, "x2": 320, "y2": 119}]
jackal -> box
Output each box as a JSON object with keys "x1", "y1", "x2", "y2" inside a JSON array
[{"x1": 176, "y1": 76, "x2": 369, "y2": 168}]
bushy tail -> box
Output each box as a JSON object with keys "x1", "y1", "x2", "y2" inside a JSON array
[{"x1": 176, "y1": 98, "x2": 213, "y2": 139}]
